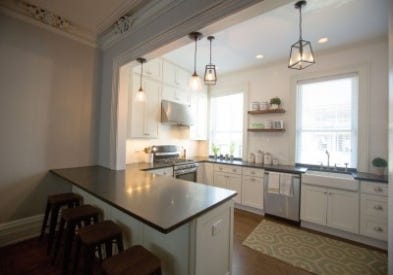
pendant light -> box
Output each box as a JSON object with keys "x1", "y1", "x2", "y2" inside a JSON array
[
  {"x1": 136, "y1": 57, "x2": 146, "y2": 102},
  {"x1": 204, "y1": 36, "x2": 217, "y2": 85},
  {"x1": 188, "y1": 32, "x2": 203, "y2": 91},
  {"x1": 288, "y1": 0, "x2": 315, "y2": 70}
]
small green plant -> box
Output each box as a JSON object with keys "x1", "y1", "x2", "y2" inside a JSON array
[
  {"x1": 212, "y1": 144, "x2": 220, "y2": 156},
  {"x1": 372, "y1": 157, "x2": 387, "y2": 167},
  {"x1": 270, "y1": 97, "x2": 281, "y2": 106}
]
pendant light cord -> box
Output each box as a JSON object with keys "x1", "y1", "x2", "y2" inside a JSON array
[
  {"x1": 193, "y1": 36, "x2": 197, "y2": 74},
  {"x1": 139, "y1": 61, "x2": 143, "y2": 91},
  {"x1": 209, "y1": 38, "x2": 212, "y2": 64},
  {"x1": 299, "y1": 4, "x2": 303, "y2": 40}
]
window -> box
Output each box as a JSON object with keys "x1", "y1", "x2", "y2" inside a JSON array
[
  {"x1": 209, "y1": 92, "x2": 243, "y2": 158},
  {"x1": 296, "y1": 74, "x2": 358, "y2": 168}
]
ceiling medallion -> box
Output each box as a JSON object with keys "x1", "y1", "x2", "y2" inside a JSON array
[
  {"x1": 114, "y1": 15, "x2": 134, "y2": 34},
  {"x1": 17, "y1": 1, "x2": 72, "y2": 30}
]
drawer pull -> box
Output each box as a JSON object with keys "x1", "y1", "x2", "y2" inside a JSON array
[
  {"x1": 232, "y1": 169, "x2": 237, "y2": 172},
  {"x1": 373, "y1": 205, "x2": 383, "y2": 210},
  {"x1": 323, "y1": 191, "x2": 328, "y2": 195},
  {"x1": 251, "y1": 171, "x2": 255, "y2": 174},
  {"x1": 219, "y1": 166, "x2": 223, "y2": 170},
  {"x1": 374, "y1": 226, "x2": 383, "y2": 232},
  {"x1": 374, "y1": 187, "x2": 383, "y2": 192}
]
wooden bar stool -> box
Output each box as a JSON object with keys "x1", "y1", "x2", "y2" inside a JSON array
[
  {"x1": 72, "y1": 220, "x2": 124, "y2": 275},
  {"x1": 102, "y1": 245, "x2": 162, "y2": 275},
  {"x1": 39, "y1": 192, "x2": 82, "y2": 254},
  {"x1": 52, "y1": 204, "x2": 100, "y2": 275}
]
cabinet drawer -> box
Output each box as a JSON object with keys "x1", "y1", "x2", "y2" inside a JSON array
[
  {"x1": 214, "y1": 164, "x2": 242, "y2": 174},
  {"x1": 360, "y1": 194, "x2": 388, "y2": 219},
  {"x1": 361, "y1": 181, "x2": 388, "y2": 197},
  {"x1": 360, "y1": 217, "x2": 388, "y2": 241},
  {"x1": 242, "y1": 167, "x2": 264, "y2": 177}
]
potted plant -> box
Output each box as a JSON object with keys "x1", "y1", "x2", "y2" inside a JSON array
[
  {"x1": 270, "y1": 97, "x2": 281, "y2": 109},
  {"x1": 372, "y1": 157, "x2": 387, "y2": 176},
  {"x1": 212, "y1": 144, "x2": 220, "y2": 160}
]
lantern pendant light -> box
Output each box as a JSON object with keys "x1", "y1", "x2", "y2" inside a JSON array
[
  {"x1": 288, "y1": 0, "x2": 315, "y2": 70},
  {"x1": 188, "y1": 32, "x2": 203, "y2": 91},
  {"x1": 136, "y1": 57, "x2": 146, "y2": 102},
  {"x1": 204, "y1": 36, "x2": 217, "y2": 85}
]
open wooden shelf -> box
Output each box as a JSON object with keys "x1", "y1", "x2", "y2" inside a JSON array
[
  {"x1": 248, "y1": 128, "x2": 285, "y2": 132},
  {"x1": 248, "y1": 108, "x2": 285, "y2": 115}
]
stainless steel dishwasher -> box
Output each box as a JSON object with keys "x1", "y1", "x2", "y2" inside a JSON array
[{"x1": 264, "y1": 171, "x2": 300, "y2": 222}]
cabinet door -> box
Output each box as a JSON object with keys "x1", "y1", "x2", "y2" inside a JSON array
[
  {"x1": 204, "y1": 163, "x2": 214, "y2": 185},
  {"x1": 213, "y1": 171, "x2": 227, "y2": 189},
  {"x1": 145, "y1": 58, "x2": 162, "y2": 80},
  {"x1": 197, "y1": 163, "x2": 206, "y2": 184},
  {"x1": 242, "y1": 176, "x2": 263, "y2": 209},
  {"x1": 300, "y1": 185, "x2": 327, "y2": 225},
  {"x1": 190, "y1": 90, "x2": 207, "y2": 140},
  {"x1": 227, "y1": 174, "x2": 242, "y2": 204},
  {"x1": 128, "y1": 74, "x2": 160, "y2": 138},
  {"x1": 327, "y1": 189, "x2": 359, "y2": 233}
]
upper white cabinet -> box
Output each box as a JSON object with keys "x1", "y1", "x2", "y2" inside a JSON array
[
  {"x1": 163, "y1": 60, "x2": 189, "y2": 89},
  {"x1": 190, "y1": 89, "x2": 208, "y2": 140},
  {"x1": 133, "y1": 58, "x2": 163, "y2": 81},
  {"x1": 128, "y1": 73, "x2": 161, "y2": 138},
  {"x1": 162, "y1": 85, "x2": 190, "y2": 105}
]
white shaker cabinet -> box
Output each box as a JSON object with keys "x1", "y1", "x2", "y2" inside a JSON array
[
  {"x1": 161, "y1": 85, "x2": 190, "y2": 105},
  {"x1": 213, "y1": 164, "x2": 242, "y2": 204},
  {"x1": 197, "y1": 162, "x2": 214, "y2": 185},
  {"x1": 133, "y1": 58, "x2": 163, "y2": 80},
  {"x1": 360, "y1": 181, "x2": 388, "y2": 241},
  {"x1": 162, "y1": 60, "x2": 189, "y2": 89},
  {"x1": 128, "y1": 73, "x2": 160, "y2": 138},
  {"x1": 242, "y1": 168, "x2": 264, "y2": 209},
  {"x1": 301, "y1": 184, "x2": 359, "y2": 234}
]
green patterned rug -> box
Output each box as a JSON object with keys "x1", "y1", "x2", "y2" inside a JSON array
[{"x1": 242, "y1": 220, "x2": 387, "y2": 274}]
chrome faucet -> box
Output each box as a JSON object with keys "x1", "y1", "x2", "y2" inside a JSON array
[{"x1": 325, "y1": 150, "x2": 330, "y2": 169}]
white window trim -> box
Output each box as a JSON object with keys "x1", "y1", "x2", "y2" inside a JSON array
[
  {"x1": 289, "y1": 64, "x2": 370, "y2": 171},
  {"x1": 209, "y1": 82, "x2": 249, "y2": 160}
]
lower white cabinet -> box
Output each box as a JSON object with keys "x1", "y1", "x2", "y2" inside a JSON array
[
  {"x1": 301, "y1": 184, "x2": 359, "y2": 234},
  {"x1": 242, "y1": 168, "x2": 264, "y2": 209},
  {"x1": 213, "y1": 164, "x2": 242, "y2": 204},
  {"x1": 197, "y1": 162, "x2": 214, "y2": 185},
  {"x1": 360, "y1": 181, "x2": 388, "y2": 241}
]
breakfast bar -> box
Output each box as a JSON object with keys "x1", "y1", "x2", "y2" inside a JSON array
[{"x1": 51, "y1": 165, "x2": 236, "y2": 275}]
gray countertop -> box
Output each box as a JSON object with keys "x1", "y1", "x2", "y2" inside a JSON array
[{"x1": 50, "y1": 165, "x2": 236, "y2": 234}]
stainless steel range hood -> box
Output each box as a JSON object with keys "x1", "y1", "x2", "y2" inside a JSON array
[{"x1": 161, "y1": 100, "x2": 193, "y2": 126}]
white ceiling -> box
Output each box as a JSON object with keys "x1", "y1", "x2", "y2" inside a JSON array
[
  {"x1": 164, "y1": 0, "x2": 389, "y2": 75},
  {"x1": 26, "y1": 0, "x2": 147, "y2": 34}
]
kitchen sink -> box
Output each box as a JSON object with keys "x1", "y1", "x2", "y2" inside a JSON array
[{"x1": 302, "y1": 170, "x2": 358, "y2": 191}]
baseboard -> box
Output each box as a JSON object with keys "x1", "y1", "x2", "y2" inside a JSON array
[
  {"x1": 301, "y1": 221, "x2": 388, "y2": 250},
  {"x1": 0, "y1": 214, "x2": 44, "y2": 247},
  {"x1": 235, "y1": 203, "x2": 264, "y2": 215}
]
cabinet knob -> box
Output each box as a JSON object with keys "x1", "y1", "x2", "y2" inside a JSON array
[
  {"x1": 144, "y1": 133, "x2": 150, "y2": 136},
  {"x1": 232, "y1": 169, "x2": 237, "y2": 172},
  {"x1": 219, "y1": 166, "x2": 223, "y2": 170},
  {"x1": 323, "y1": 191, "x2": 328, "y2": 195},
  {"x1": 374, "y1": 187, "x2": 383, "y2": 192},
  {"x1": 374, "y1": 226, "x2": 383, "y2": 232},
  {"x1": 251, "y1": 171, "x2": 255, "y2": 174},
  {"x1": 373, "y1": 205, "x2": 383, "y2": 210}
]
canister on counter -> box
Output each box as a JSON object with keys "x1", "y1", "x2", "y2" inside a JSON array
[
  {"x1": 255, "y1": 150, "x2": 264, "y2": 164},
  {"x1": 248, "y1": 153, "x2": 255, "y2": 163},
  {"x1": 264, "y1": 153, "x2": 272, "y2": 165}
]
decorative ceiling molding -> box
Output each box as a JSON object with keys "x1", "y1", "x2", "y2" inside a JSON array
[
  {"x1": 0, "y1": 0, "x2": 96, "y2": 47},
  {"x1": 98, "y1": 0, "x2": 181, "y2": 50}
]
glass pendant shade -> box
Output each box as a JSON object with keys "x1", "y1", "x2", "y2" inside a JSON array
[
  {"x1": 204, "y1": 36, "x2": 217, "y2": 85},
  {"x1": 288, "y1": 1, "x2": 315, "y2": 70},
  {"x1": 188, "y1": 32, "x2": 203, "y2": 91},
  {"x1": 288, "y1": 39, "x2": 315, "y2": 70},
  {"x1": 189, "y1": 73, "x2": 202, "y2": 91},
  {"x1": 136, "y1": 57, "x2": 146, "y2": 102}
]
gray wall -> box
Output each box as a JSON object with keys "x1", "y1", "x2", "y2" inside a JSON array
[
  {"x1": 0, "y1": 14, "x2": 99, "y2": 223},
  {"x1": 389, "y1": 0, "x2": 393, "y2": 272}
]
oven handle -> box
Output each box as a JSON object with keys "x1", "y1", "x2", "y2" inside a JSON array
[{"x1": 174, "y1": 167, "x2": 198, "y2": 176}]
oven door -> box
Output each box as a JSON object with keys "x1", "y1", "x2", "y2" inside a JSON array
[{"x1": 175, "y1": 170, "x2": 197, "y2": 182}]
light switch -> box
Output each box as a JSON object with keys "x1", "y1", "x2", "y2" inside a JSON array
[{"x1": 212, "y1": 219, "x2": 223, "y2": 236}]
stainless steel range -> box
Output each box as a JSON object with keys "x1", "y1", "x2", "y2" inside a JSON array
[{"x1": 152, "y1": 145, "x2": 198, "y2": 182}]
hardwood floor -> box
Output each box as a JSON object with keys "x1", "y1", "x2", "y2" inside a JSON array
[{"x1": 2, "y1": 209, "x2": 375, "y2": 275}]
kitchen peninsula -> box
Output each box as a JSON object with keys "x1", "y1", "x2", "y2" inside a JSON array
[{"x1": 51, "y1": 165, "x2": 236, "y2": 275}]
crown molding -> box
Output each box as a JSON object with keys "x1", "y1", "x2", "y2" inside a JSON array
[{"x1": 0, "y1": 0, "x2": 97, "y2": 48}]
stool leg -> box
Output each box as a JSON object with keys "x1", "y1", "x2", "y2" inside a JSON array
[
  {"x1": 72, "y1": 237, "x2": 82, "y2": 275},
  {"x1": 52, "y1": 217, "x2": 65, "y2": 264},
  {"x1": 39, "y1": 202, "x2": 51, "y2": 241},
  {"x1": 116, "y1": 235, "x2": 124, "y2": 253},
  {"x1": 47, "y1": 205, "x2": 60, "y2": 254},
  {"x1": 62, "y1": 222, "x2": 76, "y2": 275},
  {"x1": 105, "y1": 241, "x2": 112, "y2": 258},
  {"x1": 84, "y1": 246, "x2": 95, "y2": 275}
]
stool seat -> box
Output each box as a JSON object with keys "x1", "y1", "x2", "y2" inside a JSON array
[
  {"x1": 78, "y1": 220, "x2": 122, "y2": 246},
  {"x1": 102, "y1": 245, "x2": 161, "y2": 275},
  {"x1": 61, "y1": 204, "x2": 100, "y2": 222},
  {"x1": 48, "y1": 192, "x2": 82, "y2": 205}
]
